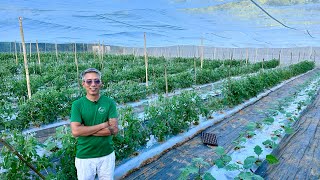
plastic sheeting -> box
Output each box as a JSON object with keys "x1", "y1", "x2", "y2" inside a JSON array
[{"x1": 0, "y1": 0, "x2": 319, "y2": 47}]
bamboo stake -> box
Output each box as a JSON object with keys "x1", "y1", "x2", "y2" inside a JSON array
[
  {"x1": 144, "y1": 32, "x2": 148, "y2": 87},
  {"x1": 29, "y1": 42, "x2": 32, "y2": 58},
  {"x1": 279, "y1": 50, "x2": 281, "y2": 63},
  {"x1": 19, "y1": 17, "x2": 32, "y2": 99},
  {"x1": 0, "y1": 138, "x2": 45, "y2": 180},
  {"x1": 55, "y1": 42, "x2": 58, "y2": 61},
  {"x1": 14, "y1": 41, "x2": 18, "y2": 65},
  {"x1": 246, "y1": 48, "x2": 248, "y2": 65},
  {"x1": 101, "y1": 42, "x2": 104, "y2": 69},
  {"x1": 164, "y1": 62, "x2": 168, "y2": 97},
  {"x1": 254, "y1": 48, "x2": 258, "y2": 63},
  {"x1": 36, "y1": 40, "x2": 41, "y2": 72},
  {"x1": 19, "y1": 42, "x2": 22, "y2": 53},
  {"x1": 98, "y1": 41, "x2": 101, "y2": 60},
  {"x1": 194, "y1": 56, "x2": 197, "y2": 85},
  {"x1": 200, "y1": 38, "x2": 203, "y2": 69},
  {"x1": 74, "y1": 43, "x2": 80, "y2": 90},
  {"x1": 230, "y1": 49, "x2": 234, "y2": 61}
]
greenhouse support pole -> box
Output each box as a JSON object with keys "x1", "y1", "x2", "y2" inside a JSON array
[
  {"x1": 36, "y1": 40, "x2": 41, "y2": 72},
  {"x1": 0, "y1": 138, "x2": 45, "y2": 180},
  {"x1": 14, "y1": 41, "x2": 18, "y2": 65},
  {"x1": 298, "y1": 51, "x2": 301, "y2": 62},
  {"x1": 19, "y1": 17, "x2": 32, "y2": 99},
  {"x1": 144, "y1": 32, "x2": 149, "y2": 87}
]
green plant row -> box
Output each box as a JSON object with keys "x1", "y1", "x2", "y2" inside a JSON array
[
  {"x1": 0, "y1": 61, "x2": 315, "y2": 179},
  {"x1": 223, "y1": 61, "x2": 315, "y2": 106}
]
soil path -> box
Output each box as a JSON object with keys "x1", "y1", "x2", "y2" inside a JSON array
[
  {"x1": 255, "y1": 83, "x2": 320, "y2": 179},
  {"x1": 122, "y1": 68, "x2": 320, "y2": 180}
]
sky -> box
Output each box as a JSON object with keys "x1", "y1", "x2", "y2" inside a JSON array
[{"x1": 1, "y1": 0, "x2": 320, "y2": 47}]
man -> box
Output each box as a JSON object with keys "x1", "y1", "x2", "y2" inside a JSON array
[{"x1": 70, "y1": 68, "x2": 118, "y2": 180}]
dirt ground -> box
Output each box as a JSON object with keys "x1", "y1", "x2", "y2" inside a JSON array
[{"x1": 121, "y1": 69, "x2": 320, "y2": 180}]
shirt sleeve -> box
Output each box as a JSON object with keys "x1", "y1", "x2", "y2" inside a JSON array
[
  {"x1": 70, "y1": 101, "x2": 82, "y2": 123},
  {"x1": 108, "y1": 100, "x2": 118, "y2": 119}
]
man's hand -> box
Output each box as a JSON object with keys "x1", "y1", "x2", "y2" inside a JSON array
[{"x1": 70, "y1": 121, "x2": 109, "y2": 137}]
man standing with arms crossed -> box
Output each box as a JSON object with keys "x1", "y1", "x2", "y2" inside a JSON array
[{"x1": 70, "y1": 68, "x2": 118, "y2": 180}]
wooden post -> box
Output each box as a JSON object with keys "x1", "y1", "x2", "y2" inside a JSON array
[
  {"x1": 98, "y1": 41, "x2": 101, "y2": 60},
  {"x1": 19, "y1": 42, "x2": 22, "y2": 53},
  {"x1": 74, "y1": 43, "x2": 80, "y2": 90},
  {"x1": 144, "y1": 32, "x2": 148, "y2": 87},
  {"x1": 36, "y1": 40, "x2": 41, "y2": 72},
  {"x1": 230, "y1": 48, "x2": 234, "y2": 61},
  {"x1": 164, "y1": 62, "x2": 168, "y2": 97},
  {"x1": 101, "y1": 41, "x2": 105, "y2": 63},
  {"x1": 55, "y1": 42, "x2": 58, "y2": 61},
  {"x1": 19, "y1": 17, "x2": 32, "y2": 99},
  {"x1": 194, "y1": 56, "x2": 197, "y2": 85},
  {"x1": 29, "y1": 42, "x2": 32, "y2": 58},
  {"x1": 101, "y1": 41, "x2": 104, "y2": 69},
  {"x1": 279, "y1": 50, "x2": 281, "y2": 63},
  {"x1": 200, "y1": 38, "x2": 204, "y2": 69},
  {"x1": 246, "y1": 48, "x2": 249, "y2": 65},
  {"x1": 14, "y1": 41, "x2": 18, "y2": 65},
  {"x1": 254, "y1": 48, "x2": 258, "y2": 63}
]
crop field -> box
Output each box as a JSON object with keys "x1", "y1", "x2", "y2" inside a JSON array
[{"x1": 0, "y1": 51, "x2": 317, "y2": 179}]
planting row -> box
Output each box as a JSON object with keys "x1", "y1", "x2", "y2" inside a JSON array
[{"x1": 0, "y1": 61, "x2": 314, "y2": 179}]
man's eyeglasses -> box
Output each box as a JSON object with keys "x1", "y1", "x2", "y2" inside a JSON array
[{"x1": 84, "y1": 79, "x2": 101, "y2": 85}]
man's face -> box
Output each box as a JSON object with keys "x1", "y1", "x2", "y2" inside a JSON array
[{"x1": 82, "y1": 72, "x2": 102, "y2": 96}]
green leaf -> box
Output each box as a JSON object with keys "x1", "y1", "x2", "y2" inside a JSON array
[
  {"x1": 246, "y1": 122, "x2": 256, "y2": 131},
  {"x1": 263, "y1": 117, "x2": 274, "y2": 125},
  {"x1": 225, "y1": 163, "x2": 240, "y2": 171},
  {"x1": 214, "y1": 146, "x2": 225, "y2": 156},
  {"x1": 214, "y1": 159, "x2": 225, "y2": 168},
  {"x1": 243, "y1": 156, "x2": 257, "y2": 169},
  {"x1": 203, "y1": 172, "x2": 216, "y2": 180},
  {"x1": 266, "y1": 154, "x2": 279, "y2": 164},
  {"x1": 254, "y1": 145, "x2": 263, "y2": 156},
  {"x1": 284, "y1": 126, "x2": 294, "y2": 134},
  {"x1": 221, "y1": 155, "x2": 232, "y2": 164}
]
